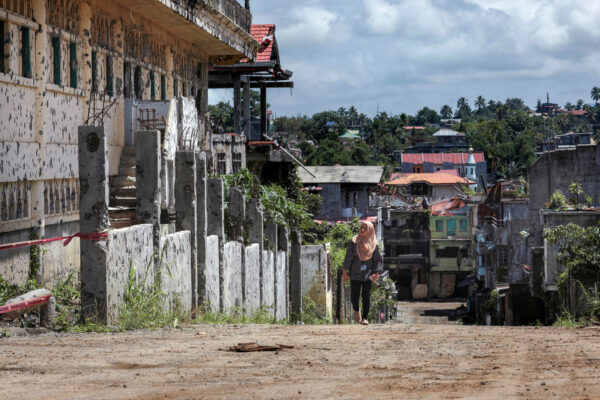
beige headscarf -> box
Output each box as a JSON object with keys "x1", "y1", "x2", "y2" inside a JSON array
[{"x1": 352, "y1": 221, "x2": 377, "y2": 261}]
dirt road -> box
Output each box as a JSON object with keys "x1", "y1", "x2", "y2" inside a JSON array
[{"x1": 2, "y1": 316, "x2": 600, "y2": 400}]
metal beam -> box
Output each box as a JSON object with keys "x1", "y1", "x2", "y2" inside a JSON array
[
  {"x1": 233, "y1": 75, "x2": 241, "y2": 134},
  {"x1": 260, "y1": 84, "x2": 267, "y2": 136}
]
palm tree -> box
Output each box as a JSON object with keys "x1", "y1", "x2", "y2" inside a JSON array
[
  {"x1": 576, "y1": 99, "x2": 585, "y2": 110},
  {"x1": 440, "y1": 105, "x2": 452, "y2": 119},
  {"x1": 457, "y1": 97, "x2": 468, "y2": 110},
  {"x1": 475, "y1": 96, "x2": 486, "y2": 112},
  {"x1": 591, "y1": 86, "x2": 600, "y2": 103}
]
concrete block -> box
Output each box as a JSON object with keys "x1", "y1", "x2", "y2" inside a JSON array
[
  {"x1": 159, "y1": 231, "x2": 192, "y2": 313},
  {"x1": 222, "y1": 241, "x2": 243, "y2": 312},
  {"x1": 265, "y1": 222, "x2": 277, "y2": 252},
  {"x1": 201, "y1": 235, "x2": 220, "y2": 312},
  {"x1": 78, "y1": 126, "x2": 110, "y2": 322},
  {"x1": 243, "y1": 244, "x2": 261, "y2": 314},
  {"x1": 300, "y1": 244, "x2": 328, "y2": 318},
  {"x1": 262, "y1": 250, "x2": 275, "y2": 315},
  {"x1": 175, "y1": 151, "x2": 197, "y2": 307},
  {"x1": 106, "y1": 224, "x2": 154, "y2": 326},
  {"x1": 275, "y1": 250, "x2": 288, "y2": 320}
]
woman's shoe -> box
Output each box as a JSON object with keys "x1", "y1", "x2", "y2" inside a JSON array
[
  {"x1": 355, "y1": 311, "x2": 361, "y2": 323},
  {"x1": 361, "y1": 319, "x2": 369, "y2": 325}
]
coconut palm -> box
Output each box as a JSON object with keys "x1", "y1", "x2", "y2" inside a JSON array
[
  {"x1": 440, "y1": 105, "x2": 452, "y2": 119},
  {"x1": 475, "y1": 96, "x2": 486, "y2": 112},
  {"x1": 591, "y1": 86, "x2": 600, "y2": 103}
]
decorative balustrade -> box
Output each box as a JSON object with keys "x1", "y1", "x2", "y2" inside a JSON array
[
  {"x1": 206, "y1": 0, "x2": 251, "y2": 33},
  {"x1": 0, "y1": 181, "x2": 30, "y2": 223},
  {"x1": 43, "y1": 179, "x2": 79, "y2": 217}
]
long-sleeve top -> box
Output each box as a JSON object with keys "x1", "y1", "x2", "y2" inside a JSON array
[{"x1": 342, "y1": 239, "x2": 383, "y2": 281}]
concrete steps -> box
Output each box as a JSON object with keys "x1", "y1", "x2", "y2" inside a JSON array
[{"x1": 108, "y1": 147, "x2": 138, "y2": 229}]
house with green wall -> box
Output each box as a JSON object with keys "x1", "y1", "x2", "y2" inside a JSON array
[{"x1": 428, "y1": 204, "x2": 473, "y2": 298}]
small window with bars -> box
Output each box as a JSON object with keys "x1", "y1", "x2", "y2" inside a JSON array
[
  {"x1": 217, "y1": 153, "x2": 227, "y2": 175},
  {"x1": 436, "y1": 246, "x2": 459, "y2": 258},
  {"x1": 497, "y1": 245, "x2": 508, "y2": 266},
  {"x1": 232, "y1": 152, "x2": 242, "y2": 173}
]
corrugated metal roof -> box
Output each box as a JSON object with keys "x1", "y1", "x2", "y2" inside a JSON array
[
  {"x1": 433, "y1": 129, "x2": 464, "y2": 137},
  {"x1": 298, "y1": 166, "x2": 383, "y2": 184},
  {"x1": 401, "y1": 152, "x2": 485, "y2": 164},
  {"x1": 385, "y1": 173, "x2": 475, "y2": 186}
]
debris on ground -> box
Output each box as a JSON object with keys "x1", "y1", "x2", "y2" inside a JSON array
[{"x1": 222, "y1": 342, "x2": 294, "y2": 352}]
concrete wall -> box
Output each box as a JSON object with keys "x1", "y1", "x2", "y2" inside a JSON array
[
  {"x1": 221, "y1": 241, "x2": 243, "y2": 312},
  {"x1": 318, "y1": 183, "x2": 341, "y2": 220},
  {"x1": 529, "y1": 144, "x2": 600, "y2": 248},
  {"x1": 159, "y1": 231, "x2": 192, "y2": 313},
  {"x1": 300, "y1": 245, "x2": 330, "y2": 318},
  {"x1": 106, "y1": 224, "x2": 154, "y2": 326},
  {"x1": 262, "y1": 250, "x2": 275, "y2": 314},
  {"x1": 243, "y1": 243, "x2": 261, "y2": 314},
  {"x1": 274, "y1": 250, "x2": 288, "y2": 320}
]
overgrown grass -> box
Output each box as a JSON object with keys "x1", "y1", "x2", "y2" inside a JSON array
[
  {"x1": 553, "y1": 311, "x2": 586, "y2": 328},
  {"x1": 193, "y1": 305, "x2": 284, "y2": 325},
  {"x1": 0, "y1": 275, "x2": 40, "y2": 305}
]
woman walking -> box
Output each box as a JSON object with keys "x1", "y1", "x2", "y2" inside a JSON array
[{"x1": 342, "y1": 221, "x2": 383, "y2": 325}]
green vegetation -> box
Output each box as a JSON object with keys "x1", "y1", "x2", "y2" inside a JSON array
[
  {"x1": 0, "y1": 275, "x2": 39, "y2": 305},
  {"x1": 194, "y1": 306, "x2": 282, "y2": 325},
  {"x1": 367, "y1": 278, "x2": 397, "y2": 323},
  {"x1": 553, "y1": 311, "x2": 586, "y2": 328}
]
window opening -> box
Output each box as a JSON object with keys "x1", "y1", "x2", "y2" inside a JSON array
[
  {"x1": 69, "y1": 41, "x2": 77, "y2": 88},
  {"x1": 91, "y1": 50, "x2": 97, "y2": 91},
  {"x1": 160, "y1": 74, "x2": 166, "y2": 101},
  {"x1": 52, "y1": 36, "x2": 61, "y2": 85},
  {"x1": 105, "y1": 55, "x2": 113, "y2": 96},
  {"x1": 20, "y1": 26, "x2": 31, "y2": 78}
]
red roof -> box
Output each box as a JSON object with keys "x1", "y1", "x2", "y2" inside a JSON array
[
  {"x1": 250, "y1": 24, "x2": 276, "y2": 62},
  {"x1": 403, "y1": 126, "x2": 425, "y2": 130},
  {"x1": 401, "y1": 152, "x2": 484, "y2": 165},
  {"x1": 385, "y1": 173, "x2": 475, "y2": 186},
  {"x1": 569, "y1": 110, "x2": 588, "y2": 116}
]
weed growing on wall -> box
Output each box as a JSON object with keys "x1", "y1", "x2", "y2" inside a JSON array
[
  {"x1": 368, "y1": 278, "x2": 397, "y2": 323},
  {"x1": 0, "y1": 276, "x2": 39, "y2": 305}
]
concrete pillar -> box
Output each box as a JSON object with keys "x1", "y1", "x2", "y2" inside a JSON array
[
  {"x1": 289, "y1": 230, "x2": 302, "y2": 318},
  {"x1": 30, "y1": 0, "x2": 49, "y2": 262},
  {"x1": 265, "y1": 222, "x2": 277, "y2": 252},
  {"x1": 248, "y1": 196, "x2": 264, "y2": 301},
  {"x1": 111, "y1": 19, "x2": 124, "y2": 96},
  {"x1": 78, "y1": 126, "x2": 110, "y2": 322},
  {"x1": 233, "y1": 75, "x2": 241, "y2": 134},
  {"x1": 278, "y1": 226, "x2": 290, "y2": 319},
  {"x1": 242, "y1": 81, "x2": 250, "y2": 136},
  {"x1": 136, "y1": 130, "x2": 161, "y2": 248},
  {"x1": 165, "y1": 46, "x2": 174, "y2": 99},
  {"x1": 207, "y1": 178, "x2": 225, "y2": 309},
  {"x1": 229, "y1": 187, "x2": 245, "y2": 242},
  {"x1": 196, "y1": 152, "x2": 208, "y2": 300},
  {"x1": 175, "y1": 151, "x2": 197, "y2": 308}
]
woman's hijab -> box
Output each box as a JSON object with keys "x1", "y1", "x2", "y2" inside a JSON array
[{"x1": 352, "y1": 221, "x2": 377, "y2": 261}]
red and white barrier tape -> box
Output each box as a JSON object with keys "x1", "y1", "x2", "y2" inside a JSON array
[
  {"x1": 0, "y1": 232, "x2": 108, "y2": 251},
  {"x1": 0, "y1": 295, "x2": 52, "y2": 315}
]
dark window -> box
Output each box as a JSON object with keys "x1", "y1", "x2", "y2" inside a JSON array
[
  {"x1": 69, "y1": 41, "x2": 77, "y2": 88},
  {"x1": 182, "y1": 81, "x2": 187, "y2": 97},
  {"x1": 20, "y1": 26, "x2": 31, "y2": 78},
  {"x1": 436, "y1": 247, "x2": 459, "y2": 258},
  {"x1": 497, "y1": 245, "x2": 508, "y2": 266},
  {"x1": 150, "y1": 71, "x2": 155, "y2": 100},
  {"x1": 232, "y1": 152, "x2": 242, "y2": 173},
  {"x1": 134, "y1": 65, "x2": 142, "y2": 99},
  {"x1": 123, "y1": 62, "x2": 132, "y2": 98},
  {"x1": 395, "y1": 245, "x2": 410, "y2": 255},
  {"x1": 217, "y1": 153, "x2": 227, "y2": 175},
  {"x1": 413, "y1": 165, "x2": 422, "y2": 173},
  {"x1": 435, "y1": 220, "x2": 444, "y2": 232},
  {"x1": 0, "y1": 21, "x2": 5, "y2": 74},
  {"x1": 105, "y1": 55, "x2": 113, "y2": 96},
  {"x1": 447, "y1": 219, "x2": 456, "y2": 235},
  {"x1": 160, "y1": 74, "x2": 166, "y2": 101},
  {"x1": 173, "y1": 78, "x2": 178, "y2": 97},
  {"x1": 459, "y1": 219, "x2": 467, "y2": 232},
  {"x1": 52, "y1": 36, "x2": 61, "y2": 85},
  {"x1": 91, "y1": 51, "x2": 97, "y2": 91}
]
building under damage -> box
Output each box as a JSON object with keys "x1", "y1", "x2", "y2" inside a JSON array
[{"x1": 0, "y1": 0, "x2": 258, "y2": 284}]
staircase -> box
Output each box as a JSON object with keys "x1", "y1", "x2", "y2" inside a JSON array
[{"x1": 109, "y1": 146, "x2": 137, "y2": 229}]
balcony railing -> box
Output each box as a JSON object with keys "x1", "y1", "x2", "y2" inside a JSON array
[{"x1": 207, "y1": 0, "x2": 252, "y2": 33}]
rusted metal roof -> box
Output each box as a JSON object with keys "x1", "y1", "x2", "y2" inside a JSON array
[
  {"x1": 385, "y1": 173, "x2": 475, "y2": 186},
  {"x1": 298, "y1": 166, "x2": 383, "y2": 184}
]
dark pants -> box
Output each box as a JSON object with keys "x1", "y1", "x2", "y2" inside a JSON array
[{"x1": 350, "y1": 279, "x2": 372, "y2": 320}]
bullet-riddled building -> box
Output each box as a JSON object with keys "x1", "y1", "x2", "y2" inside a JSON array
[{"x1": 0, "y1": 0, "x2": 257, "y2": 284}]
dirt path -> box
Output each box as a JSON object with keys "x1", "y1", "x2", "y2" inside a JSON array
[{"x1": 2, "y1": 321, "x2": 600, "y2": 399}]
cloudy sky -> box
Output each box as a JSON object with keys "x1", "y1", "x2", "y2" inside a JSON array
[{"x1": 210, "y1": 0, "x2": 600, "y2": 117}]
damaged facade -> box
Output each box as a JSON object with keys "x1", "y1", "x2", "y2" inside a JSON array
[{"x1": 0, "y1": 0, "x2": 256, "y2": 284}]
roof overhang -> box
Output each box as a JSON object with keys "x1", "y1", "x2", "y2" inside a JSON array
[{"x1": 124, "y1": 0, "x2": 258, "y2": 63}]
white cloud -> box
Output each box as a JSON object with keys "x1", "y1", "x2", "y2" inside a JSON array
[{"x1": 278, "y1": 6, "x2": 341, "y2": 42}]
